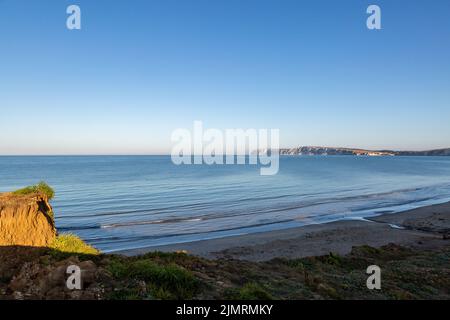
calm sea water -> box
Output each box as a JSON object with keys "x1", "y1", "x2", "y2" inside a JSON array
[{"x1": 1, "y1": 156, "x2": 450, "y2": 252}]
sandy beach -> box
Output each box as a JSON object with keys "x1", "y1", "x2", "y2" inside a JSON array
[{"x1": 120, "y1": 201, "x2": 450, "y2": 261}]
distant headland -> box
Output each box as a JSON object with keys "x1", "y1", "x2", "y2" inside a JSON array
[{"x1": 276, "y1": 146, "x2": 450, "y2": 156}]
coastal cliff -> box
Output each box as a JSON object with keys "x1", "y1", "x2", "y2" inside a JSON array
[
  {"x1": 0, "y1": 192, "x2": 56, "y2": 247},
  {"x1": 277, "y1": 146, "x2": 450, "y2": 156}
]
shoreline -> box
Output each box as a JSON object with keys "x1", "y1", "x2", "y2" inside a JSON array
[
  {"x1": 1, "y1": 188, "x2": 449, "y2": 299},
  {"x1": 118, "y1": 201, "x2": 450, "y2": 261}
]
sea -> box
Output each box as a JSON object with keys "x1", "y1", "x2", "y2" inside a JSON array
[{"x1": 1, "y1": 155, "x2": 450, "y2": 252}]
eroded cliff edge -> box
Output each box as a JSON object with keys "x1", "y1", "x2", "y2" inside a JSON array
[{"x1": 0, "y1": 192, "x2": 56, "y2": 247}]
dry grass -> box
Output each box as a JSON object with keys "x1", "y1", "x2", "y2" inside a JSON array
[{"x1": 50, "y1": 233, "x2": 99, "y2": 255}]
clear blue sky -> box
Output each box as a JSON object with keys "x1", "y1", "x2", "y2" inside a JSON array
[{"x1": 1, "y1": 0, "x2": 449, "y2": 154}]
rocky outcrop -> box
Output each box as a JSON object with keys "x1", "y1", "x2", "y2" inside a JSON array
[{"x1": 0, "y1": 193, "x2": 56, "y2": 247}]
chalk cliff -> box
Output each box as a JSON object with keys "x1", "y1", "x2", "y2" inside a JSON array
[{"x1": 276, "y1": 146, "x2": 450, "y2": 156}]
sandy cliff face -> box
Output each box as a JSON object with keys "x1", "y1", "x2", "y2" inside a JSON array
[{"x1": 0, "y1": 193, "x2": 56, "y2": 247}]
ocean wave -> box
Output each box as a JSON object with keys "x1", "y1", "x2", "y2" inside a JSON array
[
  {"x1": 58, "y1": 184, "x2": 450, "y2": 233},
  {"x1": 84, "y1": 218, "x2": 297, "y2": 245}
]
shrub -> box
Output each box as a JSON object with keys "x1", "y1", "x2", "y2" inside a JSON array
[
  {"x1": 13, "y1": 181, "x2": 55, "y2": 200},
  {"x1": 238, "y1": 283, "x2": 273, "y2": 300},
  {"x1": 325, "y1": 252, "x2": 343, "y2": 266}
]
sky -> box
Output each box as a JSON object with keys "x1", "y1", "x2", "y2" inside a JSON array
[{"x1": 0, "y1": 0, "x2": 449, "y2": 155}]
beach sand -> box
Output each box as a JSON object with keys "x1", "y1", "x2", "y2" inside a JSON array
[{"x1": 119, "y1": 201, "x2": 450, "y2": 261}]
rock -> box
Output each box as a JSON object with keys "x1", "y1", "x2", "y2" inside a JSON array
[
  {"x1": 13, "y1": 291, "x2": 24, "y2": 300},
  {"x1": 9, "y1": 276, "x2": 28, "y2": 292},
  {"x1": 0, "y1": 193, "x2": 56, "y2": 247},
  {"x1": 46, "y1": 265, "x2": 67, "y2": 287},
  {"x1": 137, "y1": 280, "x2": 147, "y2": 295},
  {"x1": 79, "y1": 260, "x2": 97, "y2": 286}
]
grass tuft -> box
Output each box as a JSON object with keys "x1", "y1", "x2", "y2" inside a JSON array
[
  {"x1": 13, "y1": 181, "x2": 55, "y2": 200},
  {"x1": 51, "y1": 233, "x2": 99, "y2": 255}
]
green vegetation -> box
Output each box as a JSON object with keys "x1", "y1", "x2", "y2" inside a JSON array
[
  {"x1": 239, "y1": 283, "x2": 273, "y2": 300},
  {"x1": 1, "y1": 224, "x2": 449, "y2": 300},
  {"x1": 225, "y1": 283, "x2": 273, "y2": 300},
  {"x1": 51, "y1": 233, "x2": 99, "y2": 255},
  {"x1": 13, "y1": 181, "x2": 55, "y2": 200},
  {"x1": 107, "y1": 257, "x2": 199, "y2": 299}
]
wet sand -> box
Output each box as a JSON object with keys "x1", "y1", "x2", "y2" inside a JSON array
[{"x1": 119, "y1": 201, "x2": 450, "y2": 261}]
